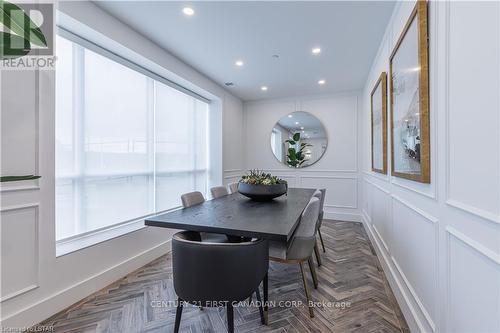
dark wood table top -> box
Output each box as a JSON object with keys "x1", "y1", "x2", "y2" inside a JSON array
[{"x1": 145, "y1": 188, "x2": 315, "y2": 241}]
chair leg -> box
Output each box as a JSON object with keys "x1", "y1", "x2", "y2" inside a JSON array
[
  {"x1": 227, "y1": 303, "x2": 234, "y2": 333},
  {"x1": 318, "y1": 228, "x2": 326, "y2": 252},
  {"x1": 299, "y1": 262, "x2": 315, "y2": 318},
  {"x1": 255, "y1": 286, "x2": 265, "y2": 324},
  {"x1": 174, "y1": 297, "x2": 183, "y2": 333},
  {"x1": 307, "y1": 257, "x2": 318, "y2": 289},
  {"x1": 314, "y1": 240, "x2": 322, "y2": 267},
  {"x1": 263, "y1": 273, "x2": 269, "y2": 325}
]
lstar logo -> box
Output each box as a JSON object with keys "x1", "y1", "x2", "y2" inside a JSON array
[{"x1": 0, "y1": 0, "x2": 54, "y2": 65}]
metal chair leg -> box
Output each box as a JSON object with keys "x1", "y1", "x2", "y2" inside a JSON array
[
  {"x1": 227, "y1": 303, "x2": 234, "y2": 333},
  {"x1": 263, "y1": 273, "x2": 269, "y2": 324},
  {"x1": 314, "y1": 240, "x2": 322, "y2": 267},
  {"x1": 318, "y1": 228, "x2": 326, "y2": 252},
  {"x1": 174, "y1": 297, "x2": 183, "y2": 333},
  {"x1": 255, "y1": 286, "x2": 265, "y2": 324},
  {"x1": 307, "y1": 257, "x2": 318, "y2": 289},
  {"x1": 299, "y1": 262, "x2": 315, "y2": 318}
]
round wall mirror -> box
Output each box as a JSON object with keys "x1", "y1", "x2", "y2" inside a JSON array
[{"x1": 270, "y1": 111, "x2": 328, "y2": 168}]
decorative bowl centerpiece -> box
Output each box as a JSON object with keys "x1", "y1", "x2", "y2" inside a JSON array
[{"x1": 238, "y1": 170, "x2": 288, "y2": 201}]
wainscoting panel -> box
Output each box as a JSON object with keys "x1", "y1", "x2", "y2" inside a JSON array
[
  {"x1": 0, "y1": 70, "x2": 40, "y2": 192},
  {"x1": 446, "y1": 227, "x2": 500, "y2": 332},
  {"x1": 363, "y1": 179, "x2": 372, "y2": 218},
  {"x1": 0, "y1": 204, "x2": 39, "y2": 302},
  {"x1": 300, "y1": 176, "x2": 357, "y2": 209},
  {"x1": 445, "y1": 1, "x2": 500, "y2": 224},
  {"x1": 369, "y1": 182, "x2": 391, "y2": 253},
  {"x1": 391, "y1": 196, "x2": 438, "y2": 332}
]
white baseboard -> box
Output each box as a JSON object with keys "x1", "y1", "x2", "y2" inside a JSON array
[
  {"x1": 361, "y1": 213, "x2": 425, "y2": 333},
  {"x1": 325, "y1": 211, "x2": 362, "y2": 222},
  {"x1": 2, "y1": 240, "x2": 172, "y2": 328}
]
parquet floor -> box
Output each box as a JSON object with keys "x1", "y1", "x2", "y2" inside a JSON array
[{"x1": 38, "y1": 220, "x2": 409, "y2": 333}]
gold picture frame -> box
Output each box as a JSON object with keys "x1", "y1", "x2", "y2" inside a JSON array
[
  {"x1": 371, "y1": 72, "x2": 388, "y2": 174},
  {"x1": 389, "y1": 0, "x2": 430, "y2": 183}
]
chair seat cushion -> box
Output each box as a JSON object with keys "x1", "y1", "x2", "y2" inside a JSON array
[
  {"x1": 268, "y1": 240, "x2": 287, "y2": 259},
  {"x1": 287, "y1": 237, "x2": 315, "y2": 260},
  {"x1": 199, "y1": 232, "x2": 230, "y2": 243}
]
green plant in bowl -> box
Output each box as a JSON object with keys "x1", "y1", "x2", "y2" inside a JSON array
[{"x1": 240, "y1": 169, "x2": 287, "y2": 186}]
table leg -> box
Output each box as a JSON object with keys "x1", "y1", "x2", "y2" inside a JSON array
[{"x1": 263, "y1": 272, "x2": 269, "y2": 325}]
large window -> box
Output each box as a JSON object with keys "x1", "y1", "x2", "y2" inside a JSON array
[{"x1": 55, "y1": 34, "x2": 209, "y2": 241}]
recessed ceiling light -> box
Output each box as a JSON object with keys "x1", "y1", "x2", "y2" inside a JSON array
[
  {"x1": 288, "y1": 115, "x2": 293, "y2": 118},
  {"x1": 235, "y1": 60, "x2": 244, "y2": 67},
  {"x1": 261, "y1": 86, "x2": 268, "y2": 91},
  {"x1": 300, "y1": 126, "x2": 304, "y2": 130},
  {"x1": 312, "y1": 48, "x2": 321, "y2": 54},
  {"x1": 183, "y1": 7, "x2": 194, "y2": 16},
  {"x1": 318, "y1": 79, "x2": 326, "y2": 85},
  {"x1": 295, "y1": 121, "x2": 299, "y2": 125}
]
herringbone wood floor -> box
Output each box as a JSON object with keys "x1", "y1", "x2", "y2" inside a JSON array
[{"x1": 39, "y1": 221, "x2": 409, "y2": 333}]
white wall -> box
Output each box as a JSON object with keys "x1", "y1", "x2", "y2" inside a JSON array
[
  {"x1": 223, "y1": 93, "x2": 245, "y2": 184},
  {"x1": 242, "y1": 93, "x2": 361, "y2": 222},
  {"x1": 360, "y1": 1, "x2": 500, "y2": 332},
  {"x1": 0, "y1": 1, "x2": 243, "y2": 327}
]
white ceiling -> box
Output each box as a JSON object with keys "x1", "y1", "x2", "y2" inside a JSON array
[{"x1": 95, "y1": 1, "x2": 395, "y2": 101}]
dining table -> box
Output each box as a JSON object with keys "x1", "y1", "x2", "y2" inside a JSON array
[
  {"x1": 144, "y1": 187, "x2": 316, "y2": 324},
  {"x1": 145, "y1": 188, "x2": 316, "y2": 241}
]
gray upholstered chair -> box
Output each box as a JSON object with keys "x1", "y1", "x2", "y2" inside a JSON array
[
  {"x1": 172, "y1": 232, "x2": 268, "y2": 333},
  {"x1": 311, "y1": 190, "x2": 324, "y2": 266},
  {"x1": 180, "y1": 191, "x2": 227, "y2": 243},
  {"x1": 211, "y1": 186, "x2": 229, "y2": 199},
  {"x1": 268, "y1": 197, "x2": 321, "y2": 318},
  {"x1": 227, "y1": 182, "x2": 239, "y2": 194},
  {"x1": 181, "y1": 191, "x2": 205, "y2": 207}
]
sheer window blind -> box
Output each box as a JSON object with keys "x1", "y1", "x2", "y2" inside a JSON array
[{"x1": 55, "y1": 34, "x2": 209, "y2": 241}]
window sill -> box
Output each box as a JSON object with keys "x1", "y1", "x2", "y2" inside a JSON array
[{"x1": 56, "y1": 220, "x2": 146, "y2": 257}]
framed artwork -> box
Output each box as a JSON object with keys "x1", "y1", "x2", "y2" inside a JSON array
[
  {"x1": 389, "y1": 0, "x2": 430, "y2": 183},
  {"x1": 371, "y1": 72, "x2": 387, "y2": 174}
]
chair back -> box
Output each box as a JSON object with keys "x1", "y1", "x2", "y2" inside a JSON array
[
  {"x1": 172, "y1": 231, "x2": 269, "y2": 304},
  {"x1": 211, "y1": 186, "x2": 229, "y2": 199},
  {"x1": 318, "y1": 188, "x2": 326, "y2": 214},
  {"x1": 313, "y1": 189, "x2": 322, "y2": 201},
  {"x1": 228, "y1": 182, "x2": 239, "y2": 194},
  {"x1": 286, "y1": 197, "x2": 320, "y2": 260},
  {"x1": 181, "y1": 191, "x2": 205, "y2": 208},
  {"x1": 313, "y1": 189, "x2": 326, "y2": 228}
]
